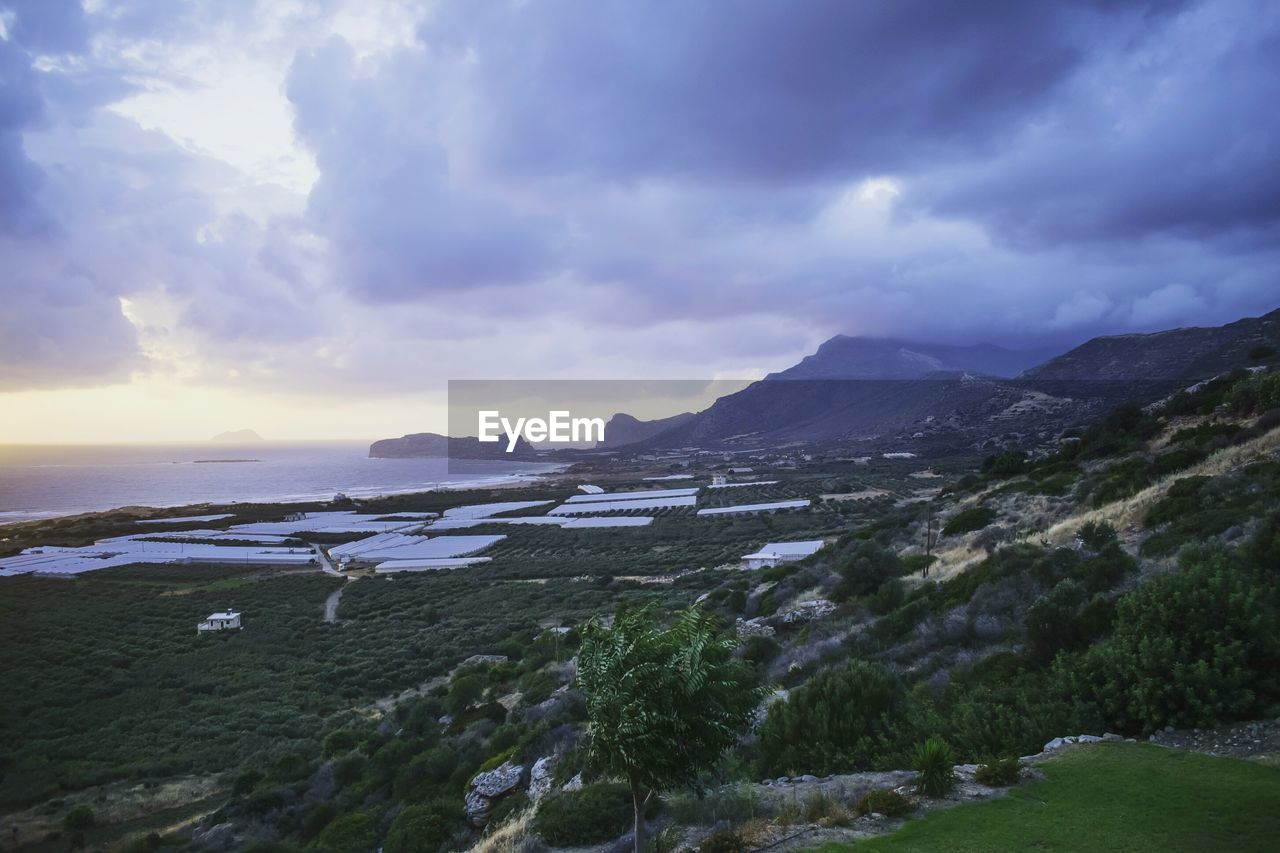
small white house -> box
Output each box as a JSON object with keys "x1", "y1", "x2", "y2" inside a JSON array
[
  {"x1": 198, "y1": 611, "x2": 242, "y2": 633},
  {"x1": 711, "y1": 474, "x2": 727, "y2": 486},
  {"x1": 740, "y1": 540, "x2": 825, "y2": 570}
]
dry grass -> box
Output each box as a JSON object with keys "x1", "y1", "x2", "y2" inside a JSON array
[
  {"x1": 1041, "y1": 424, "x2": 1280, "y2": 548},
  {"x1": 468, "y1": 808, "x2": 536, "y2": 853}
]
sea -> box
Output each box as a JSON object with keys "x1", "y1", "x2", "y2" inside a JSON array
[{"x1": 0, "y1": 442, "x2": 561, "y2": 524}]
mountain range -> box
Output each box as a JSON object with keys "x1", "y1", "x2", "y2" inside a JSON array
[{"x1": 368, "y1": 308, "x2": 1280, "y2": 457}]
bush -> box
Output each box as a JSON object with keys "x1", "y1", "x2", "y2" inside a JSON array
[
  {"x1": 446, "y1": 673, "x2": 485, "y2": 715},
  {"x1": 383, "y1": 803, "x2": 455, "y2": 853},
  {"x1": 332, "y1": 753, "x2": 366, "y2": 787},
  {"x1": 314, "y1": 811, "x2": 375, "y2": 853},
  {"x1": 740, "y1": 634, "x2": 780, "y2": 670},
  {"x1": 532, "y1": 782, "x2": 639, "y2": 846},
  {"x1": 942, "y1": 507, "x2": 997, "y2": 536},
  {"x1": 1249, "y1": 344, "x2": 1277, "y2": 361},
  {"x1": 832, "y1": 540, "x2": 903, "y2": 601},
  {"x1": 698, "y1": 828, "x2": 748, "y2": 853},
  {"x1": 322, "y1": 729, "x2": 359, "y2": 757},
  {"x1": 1059, "y1": 545, "x2": 1280, "y2": 734},
  {"x1": 64, "y1": 804, "x2": 95, "y2": 831},
  {"x1": 1025, "y1": 580, "x2": 1088, "y2": 664},
  {"x1": 913, "y1": 737, "x2": 956, "y2": 797},
  {"x1": 974, "y1": 757, "x2": 1023, "y2": 786},
  {"x1": 1076, "y1": 521, "x2": 1118, "y2": 552},
  {"x1": 668, "y1": 784, "x2": 758, "y2": 825},
  {"x1": 758, "y1": 660, "x2": 917, "y2": 775},
  {"x1": 1226, "y1": 370, "x2": 1280, "y2": 414},
  {"x1": 852, "y1": 788, "x2": 916, "y2": 818}
]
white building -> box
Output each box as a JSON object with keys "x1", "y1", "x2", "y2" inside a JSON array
[
  {"x1": 740, "y1": 540, "x2": 825, "y2": 570},
  {"x1": 198, "y1": 611, "x2": 242, "y2": 632}
]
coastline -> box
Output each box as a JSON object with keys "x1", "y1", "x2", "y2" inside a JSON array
[{"x1": 0, "y1": 462, "x2": 568, "y2": 527}]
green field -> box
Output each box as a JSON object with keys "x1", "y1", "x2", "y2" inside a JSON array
[{"x1": 822, "y1": 743, "x2": 1280, "y2": 852}]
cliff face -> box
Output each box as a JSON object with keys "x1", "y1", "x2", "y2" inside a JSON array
[{"x1": 368, "y1": 433, "x2": 536, "y2": 459}]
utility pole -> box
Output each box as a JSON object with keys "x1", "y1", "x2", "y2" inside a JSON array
[{"x1": 923, "y1": 513, "x2": 938, "y2": 578}]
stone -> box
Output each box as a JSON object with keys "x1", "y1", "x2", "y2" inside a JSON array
[
  {"x1": 529, "y1": 756, "x2": 556, "y2": 801},
  {"x1": 1077, "y1": 734, "x2": 1102, "y2": 743},
  {"x1": 801, "y1": 774, "x2": 818, "y2": 782},
  {"x1": 465, "y1": 760, "x2": 525, "y2": 827},
  {"x1": 471, "y1": 761, "x2": 524, "y2": 798},
  {"x1": 562, "y1": 772, "x2": 584, "y2": 792},
  {"x1": 1102, "y1": 733, "x2": 1123, "y2": 741},
  {"x1": 1044, "y1": 737, "x2": 1066, "y2": 751},
  {"x1": 776, "y1": 776, "x2": 789, "y2": 785}
]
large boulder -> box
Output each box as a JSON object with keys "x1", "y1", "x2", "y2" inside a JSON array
[
  {"x1": 529, "y1": 755, "x2": 557, "y2": 801},
  {"x1": 465, "y1": 760, "x2": 525, "y2": 826}
]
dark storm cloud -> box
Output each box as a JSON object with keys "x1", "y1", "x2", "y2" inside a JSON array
[
  {"x1": 420, "y1": 0, "x2": 1178, "y2": 183},
  {"x1": 286, "y1": 37, "x2": 563, "y2": 300},
  {"x1": 2, "y1": 0, "x2": 1279, "y2": 396}
]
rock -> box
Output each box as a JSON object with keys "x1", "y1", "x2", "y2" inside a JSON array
[
  {"x1": 801, "y1": 774, "x2": 818, "y2": 782},
  {"x1": 735, "y1": 617, "x2": 776, "y2": 638},
  {"x1": 1077, "y1": 734, "x2": 1102, "y2": 743},
  {"x1": 870, "y1": 812, "x2": 886, "y2": 820},
  {"x1": 465, "y1": 760, "x2": 525, "y2": 827},
  {"x1": 1103, "y1": 733, "x2": 1123, "y2": 741},
  {"x1": 562, "y1": 772, "x2": 584, "y2": 792},
  {"x1": 779, "y1": 598, "x2": 837, "y2": 624},
  {"x1": 465, "y1": 788, "x2": 494, "y2": 827},
  {"x1": 472, "y1": 761, "x2": 524, "y2": 798},
  {"x1": 776, "y1": 776, "x2": 789, "y2": 785},
  {"x1": 529, "y1": 756, "x2": 557, "y2": 801},
  {"x1": 1044, "y1": 737, "x2": 1066, "y2": 751}
]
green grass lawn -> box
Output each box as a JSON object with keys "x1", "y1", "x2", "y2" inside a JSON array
[{"x1": 828, "y1": 743, "x2": 1280, "y2": 852}]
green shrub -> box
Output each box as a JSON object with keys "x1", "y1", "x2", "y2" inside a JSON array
[
  {"x1": 1059, "y1": 545, "x2": 1280, "y2": 734},
  {"x1": 832, "y1": 540, "x2": 903, "y2": 601},
  {"x1": 943, "y1": 507, "x2": 997, "y2": 536},
  {"x1": 740, "y1": 635, "x2": 781, "y2": 670},
  {"x1": 803, "y1": 790, "x2": 847, "y2": 823},
  {"x1": 913, "y1": 737, "x2": 956, "y2": 797},
  {"x1": 758, "y1": 660, "x2": 917, "y2": 775},
  {"x1": 668, "y1": 784, "x2": 758, "y2": 825},
  {"x1": 974, "y1": 757, "x2": 1023, "y2": 786},
  {"x1": 64, "y1": 804, "x2": 95, "y2": 831},
  {"x1": 1076, "y1": 521, "x2": 1118, "y2": 552},
  {"x1": 1025, "y1": 580, "x2": 1088, "y2": 664},
  {"x1": 322, "y1": 729, "x2": 359, "y2": 757},
  {"x1": 1249, "y1": 344, "x2": 1277, "y2": 361},
  {"x1": 383, "y1": 802, "x2": 455, "y2": 853},
  {"x1": 1227, "y1": 369, "x2": 1280, "y2": 414},
  {"x1": 314, "y1": 811, "x2": 375, "y2": 853},
  {"x1": 532, "y1": 782, "x2": 638, "y2": 846},
  {"x1": 446, "y1": 673, "x2": 485, "y2": 715},
  {"x1": 852, "y1": 788, "x2": 916, "y2": 818},
  {"x1": 332, "y1": 753, "x2": 366, "y2": 787},
  {"x1": 698, "y1": 828, "x2": 747, "y2": 853}
]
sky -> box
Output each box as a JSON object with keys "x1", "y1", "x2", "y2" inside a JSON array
[{"x1": 0, "y1": 0, "x2": 1277, "y2": 443}]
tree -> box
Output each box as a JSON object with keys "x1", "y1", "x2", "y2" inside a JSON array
[{"x1": 577, "y1": 605, "x2": 764, "y2": 853}]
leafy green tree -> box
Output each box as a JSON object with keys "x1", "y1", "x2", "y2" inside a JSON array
[{"x1": 578, "y1": 606, "x2": 764, "y2": 853}]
